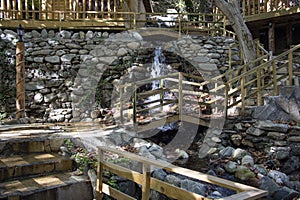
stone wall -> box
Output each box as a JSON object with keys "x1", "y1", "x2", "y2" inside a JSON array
[{"x1": 0, "y1": 28, "x2": 235, "y2": 122}]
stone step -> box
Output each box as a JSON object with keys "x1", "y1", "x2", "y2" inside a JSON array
[
  {"x1": 0, "y1": 138, "x2": 66, "y2": 154},
  {"x1": 0, "y1": 172, "x2": 93, "y2": 200},
  {"x1": 0, "y1": 153, "x2": 73, "y2": 182}
]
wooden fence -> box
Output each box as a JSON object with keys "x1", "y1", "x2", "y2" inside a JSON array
[{"x1": 96, "y1": 146, "x2": 267, "y2": 200}]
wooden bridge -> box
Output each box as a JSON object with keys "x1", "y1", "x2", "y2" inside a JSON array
[{"x1": 117, "y1": 44, "x2": 300, "y2": 130}]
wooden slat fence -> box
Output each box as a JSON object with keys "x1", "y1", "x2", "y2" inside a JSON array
[{"x1": 96, "y1": 146, "x2": 267, "y2": 200}]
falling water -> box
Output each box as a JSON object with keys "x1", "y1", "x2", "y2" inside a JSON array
[
  {"x1": 151, "y1": 46, "x2": 166, "y2": 89},
  {"x1": 148, "y1": 46, "x2": 166, "y2": 111},
  {"x1": 148, "y1": 47, "x2": 178, "y2": 131}
]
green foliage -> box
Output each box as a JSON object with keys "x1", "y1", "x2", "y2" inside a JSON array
[
  {"x1": 64, "y1": 139, "x2": 98, "y2": 172},
  {"x1": 72, "y1": 147, "x2": 98, "y2": 172},
  {"x1": 0, "y1": 112, "x2": 7, "y2": 120}
]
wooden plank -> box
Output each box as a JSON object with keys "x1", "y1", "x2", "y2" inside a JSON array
[
  {"x1": 0, "y1": 19, "x2": 126, "y2": 29},
  {"x1": 136, "y1": 88, "x2": 170, "y2": 99},
  {"x1": 136, "y1": 115, "x2": 179, "y2": 132},
  {"x1": 102, "y1": 161, "x2": 143, "y2": 185},
  {"x1": 102, "y1": 183, "x2": 137, "y2": 200},
  {"x1": 150, "y1": 178, "x2": 209, "y2": 200},
  {"x1": 220, "y1": 190, "x2": 268, "y2": 200}
]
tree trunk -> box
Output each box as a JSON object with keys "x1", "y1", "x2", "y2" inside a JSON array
[{"x1": 214, "y1": 0, "x2": 256, "y2": 64}]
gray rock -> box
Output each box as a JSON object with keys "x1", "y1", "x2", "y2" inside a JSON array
[
  {"x1": 34, "y1": 93, "x2": 44, "y2": 103},
  {"x1": 246, "y1": 126, "x2": 266, "y2": 136},
  {"x1": 287, "y1": 136, "x2": 300, "y2": 142},
  {"x1": 117, "y1": 48, "x2": 128, "y2": 56},
  {"x1": 181, "y1": 179, "x2": 208, "y2": 196},
  {"x1": 232, "y1": 148, "x2": 247, "y2": 160},
  {"x1": 119, "y1": 181, "x2": 137, "y2": 197},
  {"x1": 45, "y1": 55, "x2": 60, "y2": 64},
  {"x1": 59, "y1": 30, "x2": 72, "y2": 39},
  {"x1": 224, "y1": 161, "x2": 237, "y2": 173},
  {"x1": 268, "y1": 170, "x2": 289, "y2": 185},
  {"x1": 26, "y1": 81, "x2": 46, "y2": 90},
  {"x1": 61, "y1": 54, "x2": 76, "y2": 62},
  {"x1": 31, "y1": 30, "x2": 41, "y2": 38},
  {"x1": 193, "y1": 56, "x2": 210, "y2": 63},
  {"x1": 219, "y1": 146, "x2": 235, "y2": 158},
  {"x1": 235, "y1": 166, "x2": 255, "y2": 181},
  {"x1": 259, "y1": 176, "x2": 280, "y2": 196},
  {"x1": 255, "y1": 120, "x2": 289, "y2": 133},
  {"x1": 273, "y1": 186, "x2": 299, "y2": 200},
  {"x1": 165, "y1": 175, "x2": 181, "y2": 187},
  {"x1": 241, "y1": 155, "x2": 254, "y2": 167},
  {"x1": 254, "y1": 164, "x2": 268, "y2": 176},
  {"x1": 230, "y1": 134, "x2": 242, "y2": 146},
  {"x1": 281, "y1": 156, "x2": 299, "y2": 174},
  {"x1": 31, "y1": 49, "x2": 52, "y2": 56},
  {"x1": 41, "y1": 29, "x2": 48, "y2": 38},
  {"x1": 267, "y1": 132, "x2": 287, "y2": 140},
  {"x1": 127, "y1": 42, "x2": 140, "y2": 50},
  {"x1": 152, "y1": 169, "x2": 167, "y2": 181},
  {"x1": 85, "y1": 30, "x2": 94, "y2": 39}
]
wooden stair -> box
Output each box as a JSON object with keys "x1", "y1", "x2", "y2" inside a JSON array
[{"x1": 0, "y1": 131, "x2": 93, "y2": 200}]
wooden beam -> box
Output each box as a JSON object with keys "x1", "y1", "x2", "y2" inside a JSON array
[
  {"x1": 102, "y1": 183, "x2": 136, "y2": 200},
  {"x1": 268, "y1": 22, "x2": 275, "y2": 54},
  {"x1": 0, "y1": 19, "x2": 126, "y2": 29},
  {"x1": 16, "y1": 41, "x2": 25, "y2": 119}
]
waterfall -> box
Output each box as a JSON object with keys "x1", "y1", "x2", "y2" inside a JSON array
[
  {"x1": 148, "y1": 46, "x2": 167, "y2": 112},
  {"x1": 151, "y1": 46, "x2": 166, "y2": 89}
]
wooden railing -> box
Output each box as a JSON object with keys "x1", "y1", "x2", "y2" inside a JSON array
[
  {"x1": 226, "y1": 43, "x2": 300, "y2": 115},
  {"x1": 228, "y1": 39, "x2": 270, "y2": 72},
  {"x1": 241, "y1": 0, "x2": 300, "y2": 17},
  {"x1": 96, "y1": 146, "x2": 267, "y2": 200},
  {"x1": 119, "y1": 44, "x2": 299, "y2": 123}
]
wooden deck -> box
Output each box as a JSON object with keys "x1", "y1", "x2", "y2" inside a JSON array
[{"x1": 0, "y1": 0, "x2": 298, "y2": 30}]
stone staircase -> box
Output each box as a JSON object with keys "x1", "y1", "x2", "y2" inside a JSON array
[{"x1": 0, "y1": 127, "x2": 93, "y2": 200}]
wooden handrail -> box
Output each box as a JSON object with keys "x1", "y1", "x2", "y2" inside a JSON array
[
  {"x1": 96, "y1": 146, "x2": 267, "y2": 200},
  {"x1": 226, "y1": 44, "x2": 300, "y2": 113}
]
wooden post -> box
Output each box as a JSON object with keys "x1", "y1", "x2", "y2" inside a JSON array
[
  {"x1": 133, "y1": 84, "x2": 137, "y2": 124},
  {"x1": 224, "y1": 85, "x2": 228, "y2": 118},
  {"x1": 133, "y1": 12, "x2": 136, "y2": 30},
  {"x1": 272, "y1": 60, "x2": 278, "y2": 95},
  {"x1": 17, "y1": 0, "x2": 22, "y2": 19},
  {"x1": 288, "y1": 52, "x2": 293, "y2": 86},
  {"x1": 241, "y1": 76, "x2": 246, "y2": 117},
  {"x1": 120, "y1": 88, "x2": 123, "y2": 124},
  {"x1": 256, "y1": 68, "x2": 262, "y2": 106},
  {"x1": 31, "y1": 0, "x2": 35, "y2": 19},
  {"x1": 160, "y1": 79, "x2": 164, "y2": 111},
  {"x1": 178, "y1": 73, "x2": 183, "y2": 121},
  {"x1": 142, "y1": 164, "x2": 150, "y2": 200},
  {"x1": 96, "y1": 148, "x2": 104, "y2": 200},
  {"x1": 268, "y1": 22, "x2": 275, "y2": 54},
  {"x1": 16, "y1": 41, "x2": 26, "y2": 119}
]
